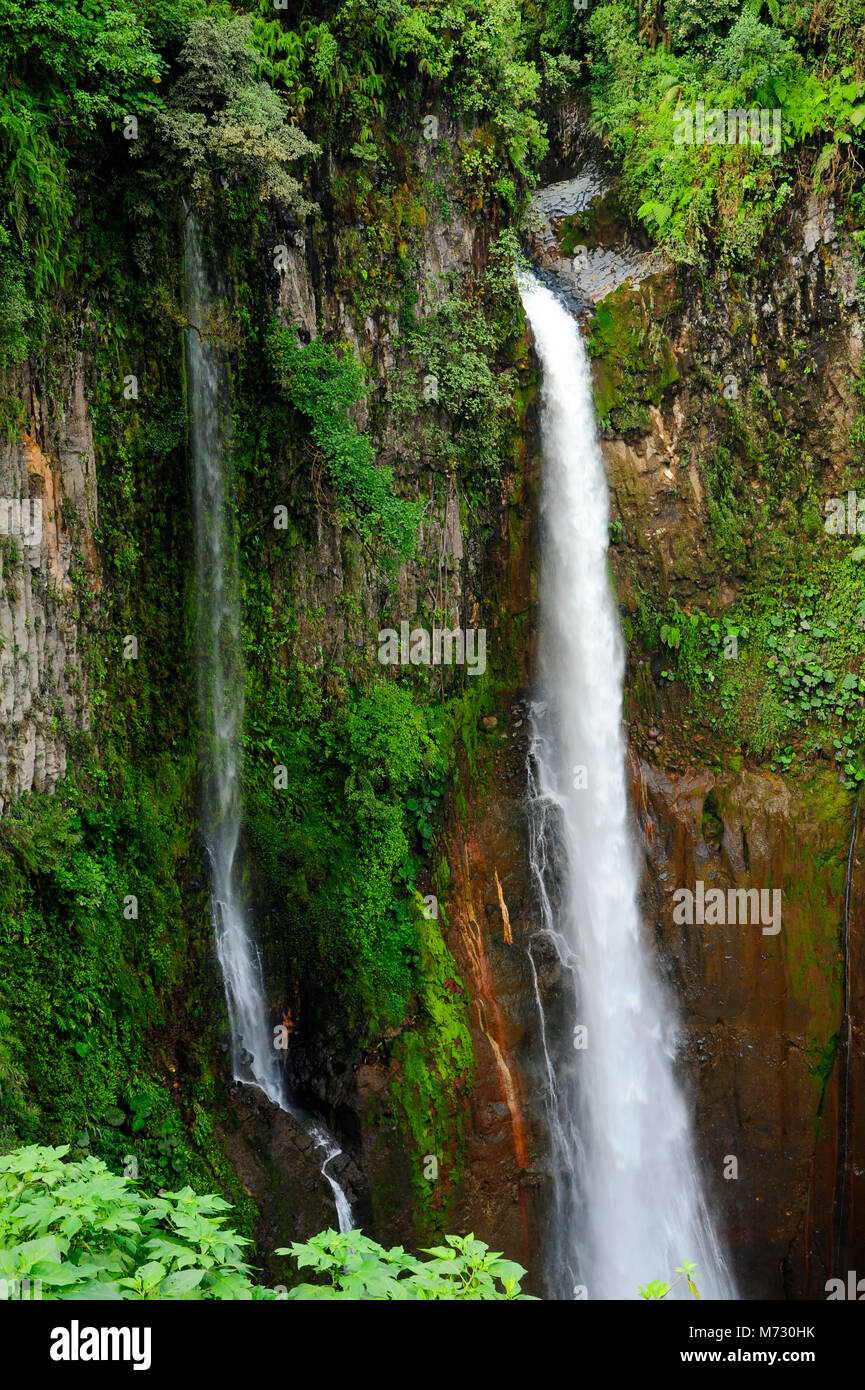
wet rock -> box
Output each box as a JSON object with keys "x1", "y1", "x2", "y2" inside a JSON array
[
  {"x1": 526, "y1": 172, "x2": 665, "y2": 312},
  {"x1": 630, "y1": 750, "x2": 865, "y2": 1297}
]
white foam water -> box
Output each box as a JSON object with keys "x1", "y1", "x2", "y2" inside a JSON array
[{"x1": 519, "y1": 272, "x2": 734, "y2": 1301}]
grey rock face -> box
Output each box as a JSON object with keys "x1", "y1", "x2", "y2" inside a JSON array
[
  {"x1": 526, "y1": 174, "x2": 665, "y2": 310},
  {"x1": 0, "y1": 356, "x2": 98, "y2": 814}
]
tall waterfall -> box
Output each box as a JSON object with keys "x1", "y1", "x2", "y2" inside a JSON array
[
  {"x1": 519, "y1": 273, "x2": 733, "y2": 1301},
  {"x1": 184, "y1": 207, "x2": 353, "y2": 1234}
]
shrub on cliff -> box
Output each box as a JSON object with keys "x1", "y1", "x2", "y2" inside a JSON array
[
  {"x1": 267, "y1": 323, "x2": 423, "y2": 562},
  {"x1": 141, "y1": 14, "x2": 320, "y2": 211}
]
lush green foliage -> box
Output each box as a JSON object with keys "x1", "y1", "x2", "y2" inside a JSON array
[
  {"x1": 581, "y1": 1, "x2": 865, "y2": 263},
  {"x1": 267, "y1": 325, "x2": 423, "y2": 560},
  {"x1": 0, "y1": 0, "x2": 164, "y2": 297},
  {"x1": 140, "y1": 12, "x2": 319, "y2": 211},
  {"x1": 396, "y1": 295, "x2": 518, "y2": 478},
  {"x1": 253, "y1": 0, "x2": 546, "y2": 181},
  {"x1": 0, "y1": 1143, "x2": 698, "y2": 1301},
  {"x1": 278, "y1": 1227, "x2": 533, "y2": 1299},
  {"x1": 0, "y1": 1145, "x2": 263, "y2": 1299},
  {"x1": 0, "y1": 1148, "x2": 530, "y2": 1300},
  {"x1": 243, "y1": 676, "x2": 448, "y2": 1021},
  {"x1": 0, "y1": 774, "x2": 250, "y2": 1202}
]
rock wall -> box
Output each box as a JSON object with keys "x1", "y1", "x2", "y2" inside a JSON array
[
  {"x1": 634, "y1": 758, "x2": 864, "y2": 1296},
  {"x1": 0, "y1": 355, "x2": 98, "y2": 814},
  {"x1": 262, "y1": 121, "x2": 487, "y2": 682}
]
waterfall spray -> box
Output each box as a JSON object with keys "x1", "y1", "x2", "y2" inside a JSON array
[
  {"x1": 519, "y1": 272, "x2": 734, "y2": 1300},
  {"x1": 184, "y1": 205, "x2": 353, "y2": 1232}
]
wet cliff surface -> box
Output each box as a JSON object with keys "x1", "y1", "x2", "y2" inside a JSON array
[{"x1": 635, "y1": 759, "x2": 864, "y2": 1297}]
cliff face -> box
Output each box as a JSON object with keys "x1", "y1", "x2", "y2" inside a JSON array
[
  {"x1": 0, "y1": 74, "x2": 538, "y2": 1266},
  {"x1": 149, "y1": 114, "x2": 540, "y2": 1262},
  {"x1": 249, "y1": 119, "x2": 481, "y2": 681},
  {"x1": 1, "y1": 67, "x2": 862, "y2": 1298},
  {"x1": 0, "y1": 356, "x2": 98, "y2": 814},
  {"x1": 603, "y1": 176, "x2": 865, "y2": 1297},
  {"x1": 635, "y1": 759, "x2": 863, "y2": 1297}
]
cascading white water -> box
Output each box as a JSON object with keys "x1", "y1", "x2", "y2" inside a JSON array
[
  {"x1": 519, "y1": 272, "x2": 734, "y2": 1301},
  {"x1": 184, "y1": 207, "x2": 353, "y2": 1233}
]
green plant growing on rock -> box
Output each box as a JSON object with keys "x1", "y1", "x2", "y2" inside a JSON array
[
  {"x1": 0, "y1": 0, "x2": 164, "y2": 296},
  {"x1": 583, "y1": 1, "x2": 865, "y2": 264},
  {"x1": 267, "y1": 324, "x2": 422, "y2": 561}
]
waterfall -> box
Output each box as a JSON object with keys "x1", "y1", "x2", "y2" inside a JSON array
[
  {"x1": 184, "y1": 206, "x2": 353, "y2": 1233},
  {"x1": 519, "y1": 272, "x2": 734, "y2": 1301}
]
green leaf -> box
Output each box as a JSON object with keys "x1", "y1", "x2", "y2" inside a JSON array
[
  {"x1": 30, "y1": 1260, "x2": 81, "y2": 1285},
  {"x1": 160, "y1": 1268, "x2": 205, "y2": 1297},
  {"x1": 636, "y1": 200, "x2": 672, "y2": 229}
]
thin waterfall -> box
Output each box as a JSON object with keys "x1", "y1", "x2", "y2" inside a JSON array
[
  {"x1": 519, "y1": 272, "x2": 734, "y2": 1301},
  {"x1": 184, "y1": 205, "x2": 353, "y2": 1233}
]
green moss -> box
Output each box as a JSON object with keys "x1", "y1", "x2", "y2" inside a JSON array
[
  {"x1": 389, "y1": 903, "x2": 474, "y2": 1236},
  {"x1": 781, "y1": 774, "x2": 851, "y2": 1104},
  {"x1": 588, "y1": 276, "x2": 680, "y2": 430}
]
